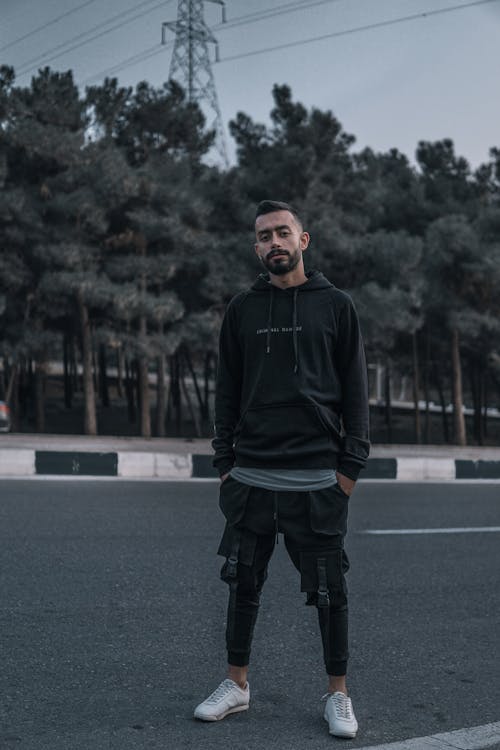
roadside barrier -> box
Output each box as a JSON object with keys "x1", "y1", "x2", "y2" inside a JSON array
[{"x1": 0, "y1": 450, "x2": 499, "y2": 479}]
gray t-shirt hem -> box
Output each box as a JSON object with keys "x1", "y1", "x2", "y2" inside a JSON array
[{"x1": 230, "y1": 467, "x2": 337, "y2": 492}]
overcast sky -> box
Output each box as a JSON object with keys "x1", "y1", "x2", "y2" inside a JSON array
[{"x1": 2, "y1": 0, "x2": 500, "y2": 169}]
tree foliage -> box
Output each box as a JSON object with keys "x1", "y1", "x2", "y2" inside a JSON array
[{"x1": 1, "y1": 68, "x2": 500, "y2": 444}]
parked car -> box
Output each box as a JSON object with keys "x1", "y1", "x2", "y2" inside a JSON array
[{"x1": 0, "y1": 401, "x2": 11, "y2": 432}]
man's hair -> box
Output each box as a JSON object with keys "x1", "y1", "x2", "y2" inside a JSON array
[{"x1": 255, "y1": 200, "x2": 303, "y2": 229}]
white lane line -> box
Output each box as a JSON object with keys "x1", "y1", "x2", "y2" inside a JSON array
[
  {"x1": 0, "y1": 474, "x2": 220, "y2": 484},
  {"x1": 362, "y1": 527, "x2": 500, "y2": 535},
  {"x1": 1, "y1": 476, "x2": 500, "y2": 486},
  {"x1": 361, "y1": 479, "x2": 500, "y2": 488},
  {"x1": 0, "y1": 472, "x2": 500, "y2": 488},
  {"x1": 357, "y1": 720, "x2": 500, "y2": 750}
]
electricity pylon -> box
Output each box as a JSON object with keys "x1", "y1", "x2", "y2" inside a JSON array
[{"x1": 162, "y1": 0, "x2": 229, "y2": 167}]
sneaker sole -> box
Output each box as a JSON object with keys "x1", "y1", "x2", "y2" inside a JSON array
[
  {"x1": 328, "y1": 727, "x2": 357, "y2": 738},
  {"x1": 324, "y1": 713, "x2": 358, "y2": 738},
  {"x1": 194, "y1": 704, "x2": 249, "y2": 722}
]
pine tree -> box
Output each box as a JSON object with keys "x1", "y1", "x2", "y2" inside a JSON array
[{"x1": 0, "y1": 66, "x2": 82, "y2": 429}]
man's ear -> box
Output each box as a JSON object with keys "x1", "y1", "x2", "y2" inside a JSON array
[{"x1": 300, "y1": 231, "x2": 310, "y2": 251}]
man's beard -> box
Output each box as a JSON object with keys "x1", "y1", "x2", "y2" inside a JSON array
[{"x1": 260, "y1": 247, "x2": 301, "y2": 276}]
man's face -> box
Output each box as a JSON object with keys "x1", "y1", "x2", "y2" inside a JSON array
[{"x1": 255, "y1": 210, "x2": 309, "y2": 276}]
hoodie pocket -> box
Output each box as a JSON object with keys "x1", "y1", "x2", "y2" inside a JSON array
[{"x1": 235, "y1": 403, "x2": 333, "y2": 461}]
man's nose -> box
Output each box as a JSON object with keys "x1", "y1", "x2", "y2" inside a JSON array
[{"x1": 271, "y1": 233, "x2": 282, "y2": 247}]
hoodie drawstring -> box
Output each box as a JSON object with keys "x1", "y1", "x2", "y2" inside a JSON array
[
  {"x1": 265, "y1": 286, "x2": 299, "y2": 373},
  {"x1": 292, "y1": 288, "x2": 299, "y2": 374},
  {"x1": 266, "y1": 286, "x2": 274, "y2": 355}
]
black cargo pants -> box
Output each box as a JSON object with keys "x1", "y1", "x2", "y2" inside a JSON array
[{"x1": 217, "y1": 475, "x2": 350, "y2": 676}]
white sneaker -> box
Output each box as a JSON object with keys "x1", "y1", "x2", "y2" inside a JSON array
[
  {"x1": 323, "y1": 691, "x2": 358, "y2": 738},
  {"x1": 194, "y1": 679, "x2": 250, "y2": 721}
]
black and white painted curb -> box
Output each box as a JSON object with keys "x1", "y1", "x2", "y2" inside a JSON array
[{"x1": 1, "y1": 450, "x2": 500, "y2": 479}]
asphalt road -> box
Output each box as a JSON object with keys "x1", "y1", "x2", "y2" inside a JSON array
[{"x1": 0, "y1": 480, "x2": 499, "y2": 750}]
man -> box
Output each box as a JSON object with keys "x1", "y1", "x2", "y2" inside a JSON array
[{"x1": 194, "y1": 200, "x2": 370, "y2": 738}]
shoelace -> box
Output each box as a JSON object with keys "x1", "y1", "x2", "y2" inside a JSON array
[
  {"x1": 321, "y1": 692, "x2": 353, "y2": 719},
  {"x1": 206, "y1": 679, "x2": 236, "y2": 704}
]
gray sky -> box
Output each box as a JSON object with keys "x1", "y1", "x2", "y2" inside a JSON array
[{"x1": 2, "y1": 0, "x2": 500, "y2": 168}]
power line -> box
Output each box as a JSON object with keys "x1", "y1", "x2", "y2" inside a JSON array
[
  {"x1": 81, "y1": 0, "x2": 346, "y2": 85},
  {"x1": 14, "y1": 0, "x2": 170, "y2": 78},
  {"x1": 0, "y1": 0, "x2": 100, "y2": 54},
  {"x1": 221, "y1": 0, "x2": 344, "y2": 29},
  {"x1": 83, "y1": 44, "x2": 172, "y2": 86},
  {"x1": 218, "y1": 0, "x2": 500, "y2": 64},
  {"x1": 14, "y1": 0, "x2": 174, "y2": 80},
  {"x1": 18, "y1": 0, "x2": 343, "y2": 83},
  {"x1": 58, "y1": 0, "x2": 500, "y2": 88}
]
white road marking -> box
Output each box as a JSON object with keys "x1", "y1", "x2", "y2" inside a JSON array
[
  {"x1": 362, "y1": 527, "x2": 500, "y2": 535},
  {"x1": 365, "y1": 479, "x2": 500, "y2": 484},
  {"x1": 357, "y1": 721, "x2": 500, "y2": 750},
  {"x1": 0, "y1": 475, "x2": 229, "y2": 484},
  {"x1": 1, "y1": 476, "x2": 500, "y2": 486}
]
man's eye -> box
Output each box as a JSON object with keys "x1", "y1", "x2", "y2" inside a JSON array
[{"x1": 280, "y1": 231, "x2": 290, "y2": 237}]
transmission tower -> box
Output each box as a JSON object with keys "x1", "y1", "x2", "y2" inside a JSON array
[{"x1": 162, "y1": 0, "x2": 229, "y2": 167}]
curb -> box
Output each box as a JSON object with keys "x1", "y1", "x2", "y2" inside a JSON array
[{"x1": 1, "y1": 450, "x2": 500, "y2": 479}]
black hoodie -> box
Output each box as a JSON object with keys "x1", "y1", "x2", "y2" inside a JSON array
[{"x1": 212, "y1": 270, "x2": 370, "y2": 480}]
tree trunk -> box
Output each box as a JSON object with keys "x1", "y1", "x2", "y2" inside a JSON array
[
  {"x1": 135, "y1": 233, "x2": 151, "y2": 438},
  {"x1": 125, "y1": 357, "x2": 136, "y2": 423},
  {"x1": 412, "y1": 331, "x2": 421, "y2": 444},
  {"x1": 479, "y1": 365, "x2": 486, "y2": 445},
  {"x1": 116, "y1": 346, "x2": 124, "y2": 399},
  {"x1": 469, "y1": 359, "x2": 483, "y2": 446},
  {"x1": 182, "y1": 346, "x2": 203, "y2": 407},
  {"x1": 384, "y1": 357, "x2": 393, "y2": 443},
  {"x1": 5, "y1": 361, "x2": 19, "y2": 431},
  {"x1": 170, "y1": 353, "x2": 182, "y2": 436},
  {"x1": 432, "y1": 361, "x2": 449, "y2": 444},
  {"x1": 166, "y1": 368, "x2": 172, "y2": 427},
  {"x1": 135, "y1": 359, "x2": 141, "y2": 415},
  {"x1": 34, "y1": 359, "x2": 46, "y2": 433},
  {"x1": 98, "y1": 344, "x2": 110, "y2": 408},
  {"x1": 92, "y1": 347, "x2": 98, "y2": 393},
  {"x1": 77, "y1": 289, "x2": 97, "y2": 435},
  {"x1": 5, "y1": 361, "x2": 17, "y2": 404},
  {"x1": 63, "y1": 334, "x2": 73, "y2": 408},
  {"x1": 0, "y1": 357, "x2": 6, "y2": 400},
  {"x1": 19, "y1": 358, "x2": 29, "y2": 422},
  {"x1": 483, "y1": 372, "x2": 489, "y2": 439},
  {"x1": 138, "y1": 319, "x2": 151, "y2": 438},
  {"x1": 156, "y1": 353, "x2": 167, "y2": 437},
  {"x1": 180, "y1": 364, "x2": 202, "y2": 438},
  {"x1": 451, "y1": 327, "x2": 466, "y2": 446},
  {"x1": 469, "y1": 362, "x2": 477, "y2": 443},
  {"x1": 12, "y1": 367, "x2": 20, "y2": 432},
  {"x1": 423, "y1": 327, "x2": 431, "y2": 444},
  {"x1": 203, "y1": 351, "x2": 215, "y2": 429},
  {"x1": 72, "y1": 336, "x2": 80, "y2": 392}
]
